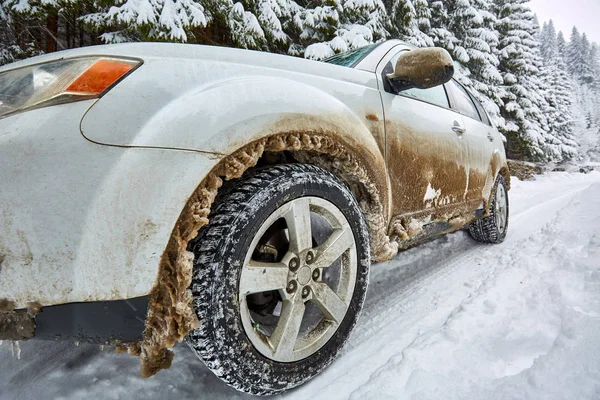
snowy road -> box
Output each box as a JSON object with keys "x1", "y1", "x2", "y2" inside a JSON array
[{"x1": 2, "y1": 172, "x2": 600, "y2": 399}]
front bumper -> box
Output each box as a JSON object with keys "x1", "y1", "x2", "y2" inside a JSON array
[{"x1": 0, "y1": 100, "x2": 217, "y2": 310}]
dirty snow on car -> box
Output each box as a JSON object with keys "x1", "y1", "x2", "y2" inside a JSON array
[{"x1": 2, "y1": 170, "x2": 599, "y2": 399}]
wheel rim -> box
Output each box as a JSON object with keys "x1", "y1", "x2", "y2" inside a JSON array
[
  {"x1": 495, "y1": 183, "x2": 508, "y2": 233},
  {"x1": 239, "y1": 196, "x2": 357, "y2": 363}
]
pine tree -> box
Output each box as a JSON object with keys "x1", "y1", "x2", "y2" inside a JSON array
[
  {"x1": 539, "y1": 20, "x2": 558, "y2": 62},
  {"x1": 340, "y1": 0, "x2": 389, "y2": 45},
  {"x1": 257, "y1": 0, "x2": 302, "y2": 52},
  {"x1": 0, "y1": 3, "x2": 20, "y2": 65},
  {"x1": 463, "y1": 0, "x2": 503, "y2": 124},
  {"x1": 388, "y1": 0, "x2": 433, "y2": 47},
  {"x1": 432, "y1": 0, "x2": 502, "y2": 125},
  {"x1": 590, "y1": 42, "x2": 600, "y2": 90},
  {"x1": 566, "y1": 27, "x2": 585, "y2": 78},
  {"x1": 90, "y1": 0, "x2": 210, "y2": 43},
  {"x1": 413, "y1": 0, "x2": 433, "y2": 41},
  {"x1": 493, "y1": 0, "x2": 553, "y2": 161},
  {"x1": 556, "y1": 30, "x2": 567, "y2": 57},
  {"x1": 429, "y1": 1, "x2": 457, "y2": 52},
  {"x1": 579, "y1": 33, "x2": 595, "y2": 84},
  {"x1": 537, "y1": 18, "x2": 578, "y2": 160},
  {"x1": 303, "y1": 0, "x2": 390, "y2": 60},
  {"x1": 301, "y1": 2, "x2": 344, "y2": 59}
]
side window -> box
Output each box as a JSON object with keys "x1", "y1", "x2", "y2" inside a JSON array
[
  {"x1": 448, "y1": 80, "x2": 481, "y2": 121},
  {"x1": 400, "y1": 86, "x2": 450, "y2": 109},
  {"x1": 470, "y1": 94, "x2": 492, "y2": 127},
  {"x1": 382, "y1": 50, "x2": 450, "y2": 109}
]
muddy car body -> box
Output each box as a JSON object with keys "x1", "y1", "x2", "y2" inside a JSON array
[{"x1": 0, "y1": 40, "x2": 509, "y2": 394}]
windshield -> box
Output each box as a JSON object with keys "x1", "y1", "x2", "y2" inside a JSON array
[{"x1": 323, "y1": 44, "x2": 378, "y2": 67}]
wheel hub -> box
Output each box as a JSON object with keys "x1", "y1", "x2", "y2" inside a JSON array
[
  {"x1": 296, "y1": 266, "x2": 312, "y2": 285},
  {"x1": 238, "y1": 197, "x2": 358, "y2": 363}
]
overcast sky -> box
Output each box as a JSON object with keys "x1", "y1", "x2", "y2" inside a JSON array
[{"x1": 528, "y1": 0, "x2": 600, "y2": 44}]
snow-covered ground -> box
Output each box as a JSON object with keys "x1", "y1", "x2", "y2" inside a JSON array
[{"x1": 2, "y1": 171, "x2": 600, "y2": 399}]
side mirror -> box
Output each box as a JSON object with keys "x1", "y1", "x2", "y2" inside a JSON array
[{"x1": 387, "y1": 48, "x2": 454, "y2": 92}]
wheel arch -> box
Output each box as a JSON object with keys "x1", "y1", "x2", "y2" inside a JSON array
[
  {"x1": 499, "y1": 165, "x2": 511, "y2": 191},
  {"x1": 134, "y1": 130, "x2": 397, "y2": 377}
]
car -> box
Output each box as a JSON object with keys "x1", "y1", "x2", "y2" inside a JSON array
[{"x1": 0, "y1": 40, "x2": 510, "y2": 395}]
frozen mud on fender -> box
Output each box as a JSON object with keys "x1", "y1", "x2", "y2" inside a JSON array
[{"x1": 0, "y1": 301, "x2": 41, "y2": 341}]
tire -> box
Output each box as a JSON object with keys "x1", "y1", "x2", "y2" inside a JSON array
[
  {"x1": 186, "y1": 164, "x2": 370, "y2": 395},
  {"x1": 469, "y1": 174, "x2": 509, "y2": 244}
]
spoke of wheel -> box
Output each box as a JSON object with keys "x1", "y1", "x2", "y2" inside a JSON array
[
  {"x1": 311, "y1": 282, "x2": 348, "y2": 324},
  {"x1": 284, "y1": 198, "x2": 312, "y2": 254},
  {"x1": 313, "y1": 227, "x2": 354, "y2": 269},
  {"x1": 239, "y1": 261, "x2": 289, "y2": 296},
  {"x1": 270, "y1": 295, "x2": 305, "y2": 360}
]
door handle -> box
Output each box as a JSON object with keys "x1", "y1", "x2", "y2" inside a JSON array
[
  {"x1": 487, "y1": 132, "x2": 494, "y2": 142},
  {"x1": 452, "y1": 121, "x2": 466, "y2": 135}
]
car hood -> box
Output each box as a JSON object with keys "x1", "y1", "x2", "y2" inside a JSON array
[{"x1": 0, "y1": 42, "x2": 346, "y2": 77}]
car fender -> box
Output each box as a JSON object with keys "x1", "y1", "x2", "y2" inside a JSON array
[{"x1": 82, "y1": 74, "x2": 392, "y2": 221}]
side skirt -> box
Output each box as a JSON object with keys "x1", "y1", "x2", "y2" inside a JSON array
[
  {"x1": 397, "y1": 208, "x2": 485, "y2": 251},
  {"x1": 1, "y1": 296, "x2": 149, "y2": 344}
]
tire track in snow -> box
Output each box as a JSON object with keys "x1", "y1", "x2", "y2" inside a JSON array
[{"x1": 345, "y1": 181, "x2": 600, "y2": 400}]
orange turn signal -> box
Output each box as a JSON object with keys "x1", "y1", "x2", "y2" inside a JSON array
[{"x1": 66, "y1": 59, "x2": 135, "y2": 95}]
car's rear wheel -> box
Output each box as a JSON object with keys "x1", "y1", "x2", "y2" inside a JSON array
[
  {"x1": 186, "y1": 164, "x2": 370, "y2": 395},
  {"x1": 469, "y1": 174, "x2": 509, "y2": 243}
]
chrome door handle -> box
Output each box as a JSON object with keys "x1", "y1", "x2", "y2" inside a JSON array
[
  {"x1": 487, "y1": 132, "x2": 494, "y2": 142},
  {"x1": 452, "y1": 121, "x2": 466, "y2": 135}
]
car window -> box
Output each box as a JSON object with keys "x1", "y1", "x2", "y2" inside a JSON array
[
  {"x1": 470, "y1": 94, "x2": 492, "y2": 126},
  {"x1": 323, "y1": 44, "x2": 378, "y2": 67},
  {"x1": 401, "y1": 86, "x2": 450, "y2": 108},
  {"x1": 383, "y1": 50, "x2": 450, "y2": 109},
  {"x1": 448, "y1": 80, "x2": 481, "y2": 121}
]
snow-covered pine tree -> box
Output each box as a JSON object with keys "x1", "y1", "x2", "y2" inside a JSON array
[
  {"x1": 413, "y1": 0, "x2": 433, "y2": 43},
  {"x1": 345, "y1": 0, "x2": 389, "y2": 42},
  {"x1": 590, "y1": 42, "x2": 600, "y2": 91},
  {"x1": 538, "y1": 19, "x2": 578, "y2": 160},
  {"x1": 539, "y1": 20, "x2": 558, "y2": 62},
  {"x1": 578, "y1": 33, "x2": 595, "y2": 85},
  {"x1": 432, "y1": 0, "x2": 471, "y2": 77},
  {"x1": 431, "y1": 0, "x2": 503, "y2": 126},
  {"x1": 228, "y1": 1, "x2": 267, "y2": 49},
  {"x1": 556, "y1": 29, "x2": 567, "y2": 57},
  {"x1": 428, "y1": 1, "x2": 458, "y2": 55},
  {"x1": 301, "y1": 1, "x2": 344, "y2": 59},
  {"x1": 566, "y1": 26, "x2": 587, "y2": 80},
  {"x1": 0, "y1": 0, "x2": 78, "y2": 63},
  {"x1": 463, "y1": 0, "x2": 503, "y2": 125},
  {"x1": 303, "y1": 0, "x2": 390, "y2": 60},
  {"x1": 256, "y1": 0, "x2": 302, "y2": 53},
  {"x1": 95, "y1": 0, "x2": 210, "y2": 43},
  {"x1": 387, "y1": 0, "x2": 433, "y2": 47},
  {"x1": 0, "y1": 2, "x2": 21, "y2": 65},
  {"x1": 493, "y1": 0, "x2": 555, "y2": 161}
]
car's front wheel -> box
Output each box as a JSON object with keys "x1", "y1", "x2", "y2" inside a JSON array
[{"x1": 186, "y1": 164, "x2": 370, "y2": 395}]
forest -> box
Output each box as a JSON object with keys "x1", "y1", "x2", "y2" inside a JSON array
[{"x1": 1, "y1": 0, "x2": 599, "y2": 162}]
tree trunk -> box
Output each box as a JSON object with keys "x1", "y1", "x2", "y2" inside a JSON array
[{"x1": 46, "y1": 14, "x2": 58, "y2": 53}]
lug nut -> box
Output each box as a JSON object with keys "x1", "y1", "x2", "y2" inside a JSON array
[
  {"x1": 306, "y1": 251, "x2": 315, "y2": 265},
  {"x1": 312, "y1": 269, "x2": 320, "y2": 281},
  {"x1": 287, "y1": 280, "x2": 297, "y2": 294},
  {"x1": 302, "y1": 287, "x2": 310, "y2": 298},
  {"x1": 289, "y1": 257, "x2": 300, "y2": 272}
]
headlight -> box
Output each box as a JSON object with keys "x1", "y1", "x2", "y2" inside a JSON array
[{"x1": 0, "y1": 57, "x2": 141, "y2": 119}]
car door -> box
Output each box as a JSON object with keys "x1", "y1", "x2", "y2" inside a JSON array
[
  {"x1": 445, "y1": 80, "x2": 496, "y2": 206},
  {"x1": 377, "y1": 48, "x2": 470, "y2": 217}
]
